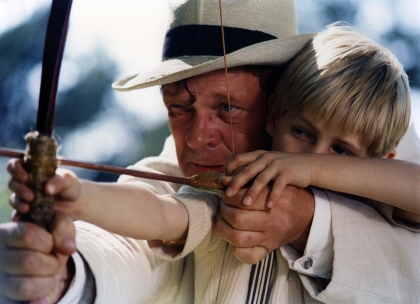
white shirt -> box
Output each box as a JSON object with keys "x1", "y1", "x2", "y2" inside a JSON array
[{"x1": 61, "y1": 188, "x2": 334, "y2": 303}]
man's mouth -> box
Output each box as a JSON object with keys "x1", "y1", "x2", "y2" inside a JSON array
[{"x1": 190, "y1": 162, "x2": 224, "y2": 173}]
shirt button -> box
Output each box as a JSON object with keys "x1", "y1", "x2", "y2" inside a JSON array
[{"x1": 302, "y1": 258, "x2": 313, "y2": 269}]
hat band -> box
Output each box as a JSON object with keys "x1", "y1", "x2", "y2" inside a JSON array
[{"x1": 162, "y1": 24, "x2": 276, "y2": 60}]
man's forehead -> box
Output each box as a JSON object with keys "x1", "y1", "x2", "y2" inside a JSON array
[{"x1": 162, "y1": 67, "x2": 254, "y2": 88}]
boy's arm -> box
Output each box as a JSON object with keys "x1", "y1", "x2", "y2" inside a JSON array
[
  {"x1": 223, "y1": 151, "x2": 420, "y2": 223},
  {"x1": 70, "y1": 180, "x2": 189, "y2": 241},
  {"x1": 307, "y1": 155, "x2": 420, "y2": 224}
]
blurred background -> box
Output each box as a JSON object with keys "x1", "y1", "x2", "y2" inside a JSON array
[{"x1": 0, "y1": 0, "x2": 419, "y2": 222}]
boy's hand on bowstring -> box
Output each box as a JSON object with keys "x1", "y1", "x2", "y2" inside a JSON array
[
  {"x1": 7, "y1": 158, "x2": 83, "y2": 219},
  {"x1": 222, "y1": 151, "x2": 314, "y2": 208}
]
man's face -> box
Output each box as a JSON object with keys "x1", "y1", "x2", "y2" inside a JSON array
[
  {"x1": 267, "y1": 112, "x2": 370, "y2": 157},
  {"x1": 163, "y1": 69, "x2": 269, "y2": 177}
]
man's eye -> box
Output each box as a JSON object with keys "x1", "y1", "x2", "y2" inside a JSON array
[
  {"x1": 167, "y1": 105, "x2": 192, "y2": 117},
  {"x1": 332, "y1": 146, "x2": 351, "y2": 156},
  {"x1": 222, "y1": 104, "x2": 237, "y2": 112}
]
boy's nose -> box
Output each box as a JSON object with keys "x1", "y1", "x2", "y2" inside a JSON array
[{"x1": 307, "y1": 143, "x2": 330, "y2": 154}]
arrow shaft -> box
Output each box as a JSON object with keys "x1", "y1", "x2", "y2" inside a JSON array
[{"x1": 0, "y1": 147, "x2": 198, "y2": 187}]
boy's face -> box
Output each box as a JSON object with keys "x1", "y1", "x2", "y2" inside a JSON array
[{"x1": 267, "y1": 112, "x2": 370, "y2": 157}]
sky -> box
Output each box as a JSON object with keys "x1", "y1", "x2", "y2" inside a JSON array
[{"x1": 0, "y1": 0, "x2": 171, "y2": 125}]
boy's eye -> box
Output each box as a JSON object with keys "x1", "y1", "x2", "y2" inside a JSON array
[
  {"x1": 332, "y1": 146, "x2": 352, "y2": 156},
  {"x1": 292, "y1": 127, "x2": 311, "y2": 139}
]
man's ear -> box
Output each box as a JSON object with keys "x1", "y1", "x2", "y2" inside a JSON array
[
  {"x1": 383, "y1": 149, "x2": 397, "y2": 159},
  {"x1": 266, "y1": 94, "x2": 276, "y2": 136}
]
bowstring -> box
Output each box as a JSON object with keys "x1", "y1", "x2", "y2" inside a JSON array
[
  {"x1": 218, "y1": 0, "x2": 235, "y2": 156},
  {"x1": 215, "y1": 1, "x2": 233, "y2": 303}
]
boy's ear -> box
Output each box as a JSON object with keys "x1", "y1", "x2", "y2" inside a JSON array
[
  {"x1": 266, "y1": 94, "x2": 276, "y2": 136},
  {"x1": 383, "y1": 149, "x2": 397, "y2": 159}
]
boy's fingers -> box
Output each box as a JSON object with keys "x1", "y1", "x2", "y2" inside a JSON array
[
  {"x1": 219, "y1": 176, "x2": 232, "y2": 187},
  {"x1": 226, "y1": 162, "x2": 266, "y2": 197},
  {"x1": 224, "y1": 150, "x2": 265, "y2": 176},
  {"x1": 243, "y1": 168, "x2": 279, "y2": 205},
  {"x1": 241, "y1": 182, "x2": 267, "y2": 207},
  {"x1": 266, "y1": 179, "x2": 287, "y2": 209},
  {"x1": 244, "y1": 162, "x2": 287, "y2": 206}
]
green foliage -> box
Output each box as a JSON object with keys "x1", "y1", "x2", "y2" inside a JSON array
[
  {"x1": 0, "y1": 186, "x2": 12, "y2": 224},
  {"x1": 0, "y1": 9, "x2": 49, "y2": 148}
]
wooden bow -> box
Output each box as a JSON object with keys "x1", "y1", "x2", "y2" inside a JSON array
[{"x1": 16, "y1": 0, "x2": 72, "y2": 230}]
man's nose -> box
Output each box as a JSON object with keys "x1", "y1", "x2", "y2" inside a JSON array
[{"x1": 186, "y1": 112, "x2": 219, "y2": 149}]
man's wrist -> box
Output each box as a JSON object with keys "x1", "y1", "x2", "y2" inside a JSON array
[
  {"x1": 282, "y1": 188, "x2": 333, "y2": 279},
  {"x1": 289, "y1": 220, "x2": 312, "y2": 254},
  {"x1": 60, "y1": 257, "x2": 76, "y2": 300},
  {"x1": 289, "y1": 187, "x2": 314, "y2": 253},
  {"x1": 57, "y1": 252, "x2": 88, "y2": 304}
]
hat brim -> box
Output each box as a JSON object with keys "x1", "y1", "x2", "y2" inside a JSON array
[{"x1": 113, "y1": 33, "x2": 314, "y2": 91}]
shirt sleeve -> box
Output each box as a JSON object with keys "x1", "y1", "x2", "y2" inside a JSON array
[
  {"x1": 280, "y1": 188, "x2": 333, "y2": 279},
  {"x1": 57, "y1": 252, "x2": 86, "y2": 304}
]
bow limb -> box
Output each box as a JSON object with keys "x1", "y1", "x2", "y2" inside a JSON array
[{"x1": 19, "y1": 0, "x2": 73, "y2": 230}]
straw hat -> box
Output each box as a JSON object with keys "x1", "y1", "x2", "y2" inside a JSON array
[{"x1": 113, "y1": 0, "x2": 314, "y2": 91}]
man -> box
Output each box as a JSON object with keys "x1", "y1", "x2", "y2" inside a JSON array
[{"x1": 1, "y1": 0, "x2": 419, "y2": 303}]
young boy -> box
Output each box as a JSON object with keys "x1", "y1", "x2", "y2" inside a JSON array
[
  {"x1": 222, "y1": 24, "x2": 420, "y2": 226},
  {"x1": 10, "y1": 24, "x2": 420, "y2": 302}
]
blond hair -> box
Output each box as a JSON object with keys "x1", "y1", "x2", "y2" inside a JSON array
[{"x1": 272, "y1": 24, "x2": 411, "y2": 157}]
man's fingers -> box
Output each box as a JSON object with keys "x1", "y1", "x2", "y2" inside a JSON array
[
  {"x1": 232, "y1": 247, "x2": 270, "y2": 265},
  {"x1": 8, "y1": 179, "x2": 34, "y2": 203},
  {"x1": 222, "y1": 188, "x2": 269, "y2": 211},
  {"x1": 6, "y1": 159, "x2": 28, "y2": 183},
  {"x1": 50, "y1": 212, "x2": 76, "y2": 255},
  {"x1": 0, "y1": 222, "x2": 53, "y2": 253},
  {"x1": 0, "y1": 273, "x2": 55, "y2": 302},
  {"x1": 0, "y1": 221, "x2": 71, "y2": 304},
  {"x1": 9, "y1": 193, "x2": 31, "y2": 213},
  {"x1": 1, "y1": 249, "x2": 59, "y2": 276},
  {"x1": 215, "y1": 213, "x2": 265, "y2": 248}
]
